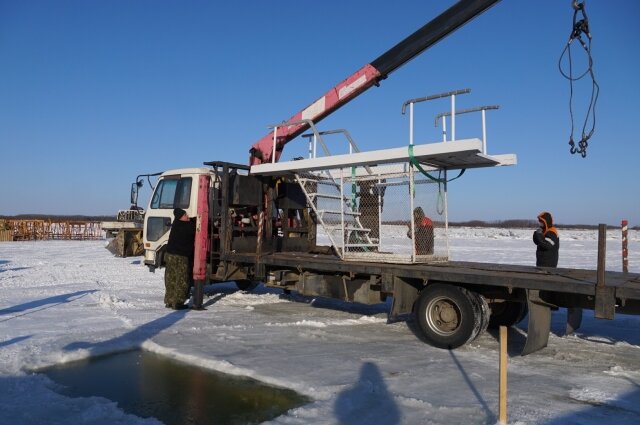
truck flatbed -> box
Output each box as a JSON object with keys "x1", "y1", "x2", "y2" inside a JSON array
[
  {"x1": 227, "y1": 250, "x2": 640, "y2": 300},
  {"x1": 219, "y1": 250, "x2": 640, "y2": 354}
]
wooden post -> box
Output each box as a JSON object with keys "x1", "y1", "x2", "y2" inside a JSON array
[
  {"x1": 499, "y1": 325, "x2": 508, "y2": 424},
  {"x1": 597, "y1": 224, "x2": 606, "y2": 288},
  {"x1": 594, "y1": 224, "x2": 615, "y2": 319},
  {"x1": 622, "y1": 220, "x2": 628, "y2": 273}
]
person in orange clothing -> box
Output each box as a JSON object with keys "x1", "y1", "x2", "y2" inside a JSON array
[
  {"x1": 408, "y1": 207, "x2": 434, "y2": 255},
  {"x1": 533, "y1": 211, "x2": 560, "y2": 267}
]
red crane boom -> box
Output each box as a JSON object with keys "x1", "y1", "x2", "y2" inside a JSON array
[{"x1": 249, "y1": 0, "x2": 501, "y2": 165}]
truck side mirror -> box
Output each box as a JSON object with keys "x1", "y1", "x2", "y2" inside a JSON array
[{"x1": 130, "y1": 183, "x2": 138, "y2": 206}]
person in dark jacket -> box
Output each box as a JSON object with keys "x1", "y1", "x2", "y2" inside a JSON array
[
  {"x1": 164, "y1": 208, "x2": 196, "y2": 309},
  {"x1": 533, "y1": 211, "x2": 559, "y2": 267},
  {"x1": 358, "y1": 180, "x2": 383, "y2": 241},
  {"x1": 407, "y1": 207, "x2": 434, "y2": 255}
]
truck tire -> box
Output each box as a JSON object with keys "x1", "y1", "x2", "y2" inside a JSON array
[
  {"x1": 415, "y1": 284, "x2": 488, "y2": 349},
  {"x1": 488, "y1": 301, "x2": 528, "y2": 329},
  {"x1": 473, "y1": 290, "x2": 491, "y2": 339}
]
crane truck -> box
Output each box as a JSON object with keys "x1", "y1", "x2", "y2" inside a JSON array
[{"x1": 135, "y1": 0, "x2": 640, "y2": 355}]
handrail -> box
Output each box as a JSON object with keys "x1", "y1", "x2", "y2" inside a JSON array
[
  {"x1": 435, "y1": 105, "x2": 500, "y2": 152},
  {"x1": 402, "y1": 88, "x2": 470, "y2": 145},
  {"x1": 401, "y1": 88, "x2": 471, "y2": 114}
]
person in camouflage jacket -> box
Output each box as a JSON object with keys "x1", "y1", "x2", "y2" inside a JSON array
[{"x1": 164, "y1": 208, "x2": 196, "y2": 309}]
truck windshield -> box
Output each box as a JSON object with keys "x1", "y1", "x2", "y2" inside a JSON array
[{"x1": 150, "y1": 177, "x2": 192, "y2": 209}]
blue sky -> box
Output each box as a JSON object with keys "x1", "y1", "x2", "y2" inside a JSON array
[{"x1": 1, "y1": 0, "x2": 638, "y2": 225}]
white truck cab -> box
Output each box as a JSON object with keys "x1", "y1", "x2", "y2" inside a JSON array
[{"x1": 143, "y1": 167, "x2": 211, "y2": 269}]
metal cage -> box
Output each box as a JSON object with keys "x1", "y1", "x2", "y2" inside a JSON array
[{"x1": 296, "y1": 163, "x2": 448, "y2": 263}]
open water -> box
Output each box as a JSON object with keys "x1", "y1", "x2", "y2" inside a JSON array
[{"x1": 41, "y1": 350, "x2": 310, "y2": 425}]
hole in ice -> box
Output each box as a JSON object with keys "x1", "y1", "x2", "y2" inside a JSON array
[{"x1": 40, "y1": 349, "x2": 309, "y2": 425}]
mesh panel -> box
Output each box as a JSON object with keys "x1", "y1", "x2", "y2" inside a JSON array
[{"x1": 296, "y1": 163, "x2": 448, "y2": 263}]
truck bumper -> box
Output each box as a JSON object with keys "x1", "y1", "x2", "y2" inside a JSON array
[{"x1": 144, "y1": 249, "x2": 157, "y2": 267}]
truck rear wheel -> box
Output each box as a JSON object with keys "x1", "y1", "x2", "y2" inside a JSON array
[{"x1": 415, "y1": 284, "x2": 488, "y2": 349}]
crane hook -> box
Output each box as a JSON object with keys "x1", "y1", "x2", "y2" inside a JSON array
[{"x1": 560, "y1": 0, "x2": 599, "y2": 158}]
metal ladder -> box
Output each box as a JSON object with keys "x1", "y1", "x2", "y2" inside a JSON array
[
  {"x1": 295, "y1": 169, "x2": 378, "y2": 258},
  {"x1": 267, "y1": 120, "x2": 378, "y2": 257}
]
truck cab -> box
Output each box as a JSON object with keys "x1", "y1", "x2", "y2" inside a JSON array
[{"x1": 143, "y1": 167, "x2": 211, "y2": 270}]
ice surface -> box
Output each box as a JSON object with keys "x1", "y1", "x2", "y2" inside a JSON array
[{"x1": 0, "y1": 228, "x2": 639, "y2": 424}]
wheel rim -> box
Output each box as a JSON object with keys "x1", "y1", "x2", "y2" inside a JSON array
[{"x1": 425, "y1": 296, "x2": 461, "y2": 336}]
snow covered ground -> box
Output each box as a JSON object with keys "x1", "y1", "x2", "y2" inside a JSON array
[{"x1": 0, "y1": 227, "x2": 639, "y2": 425}]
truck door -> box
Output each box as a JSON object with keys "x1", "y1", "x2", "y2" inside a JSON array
[{"x1": 144, "y1": 175, "x2": 193, "y2": 267}]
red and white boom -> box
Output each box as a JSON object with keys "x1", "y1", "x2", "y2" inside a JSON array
[{"x1": 249, "y1": 0, "x2": 501, "y2": 165}]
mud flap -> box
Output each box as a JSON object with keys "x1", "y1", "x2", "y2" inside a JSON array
[
  {"x1": 389, "y1": 277, "x2": 419, "y2": 322},
  {"x1": 521, "y1": 289, "x2": 551, "y2": 355},
  {"x1": 564, "y1": 307, "x2": 583, "y2": 336}
]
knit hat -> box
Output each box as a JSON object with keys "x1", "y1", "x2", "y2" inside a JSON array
[{"x1": 173, "y1": 208, "x2": 186, "y2": 220}]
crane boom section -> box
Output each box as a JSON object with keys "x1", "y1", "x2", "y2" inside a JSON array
[
  {"x1": 249, "y1": 0, "x2": 501, "y2": 165},
  {"x1": 249, "y1": 64, "x2": 381, "y2": 165}
]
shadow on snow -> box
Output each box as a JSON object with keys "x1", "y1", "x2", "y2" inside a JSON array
[
  {"x1": 0, "y1": 259, "x2": 31, "y2": 274},
  {"x1": 64, "y1": 308, "x2": 190, "y2": 356},
  {"x1": 0, "y1": 335, "x2": 32, "y2": 348},
  {"x1": 334, "y1": 361, "x2": 400, "y2": 425},
  {"x1": 0, "y1": 290, "x2": 97, "y2": 322}
]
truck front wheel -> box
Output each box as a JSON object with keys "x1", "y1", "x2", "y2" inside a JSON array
[{"x1": 414, "y1": 284, "x2": 488, "y2": 349}]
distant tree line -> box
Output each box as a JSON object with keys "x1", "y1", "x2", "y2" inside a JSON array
[
  {"x1": 449, "y1": 219, "x2": 638, "y2": 230},
  {"x1": 450, "y1": 219, "x2": 538, "y2": 228},
  {"x1": 1, "y1": 215, "x2": 637, "y2": 230},
  {"x1": 0, "y1": 214, "x2": 115, "y2": 222}
]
